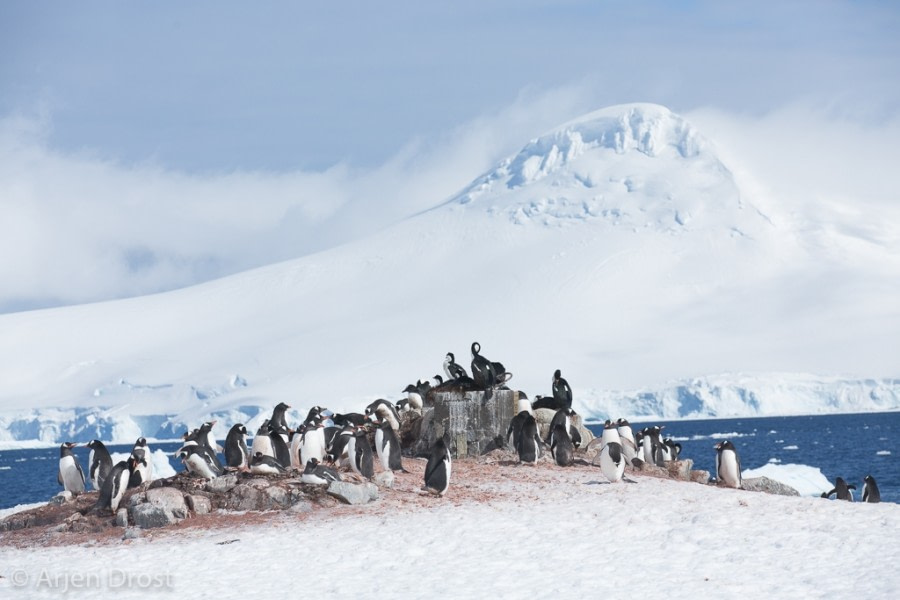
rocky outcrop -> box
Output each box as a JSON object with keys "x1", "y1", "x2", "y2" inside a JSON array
[
  {"x1": 327, "y1": 481, "x2": 379, "y2": 505},
  {"x1": 741, "y1": 476, "x2": 800, "y2": 496}
]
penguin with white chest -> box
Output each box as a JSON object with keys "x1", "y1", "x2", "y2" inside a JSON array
[
  {"x1": 714, "y1": 440, "x2": 742, "y2": 489},
  {"x1": 300, "y1": 458, "x2": 342, "y2": 485},
  {"x1": 346, "y1": 425, "x2": 375, "y2": 480},
  {"x1": 299, "y1": 418, "x2": 328, "y2": 468},
  {"x1": 862, "y1": 475, "x2": 881, "y2": 503},
  {"x1": 599, "y1": 441, "x2": 625, "y2": 483},
  {"x1": 251, "y1": 419, "x2": 275, "y2": 460},
  {"x1": 365, "y1": 399, "x2": 402, "y2": 432},
  {"x1": 250, "y1": 451, "x2": 288, "y2": 475},
  {"x1": 58, "y1": 442, "x2": 86, "y2": 495},
  {"x1": 84, "y1": 439, "x2": 112, "y2": 491},
  {"x1": 374, "y1": 418, "x2": 405, "y2": 472},
  {"x1": 178, "y1": 445, "x2": 221, "y2": 479},
  {"x1": 423, "y1": 438, "x2": 451, "y2": 496},
  {"x1": 94, "y1": 458, "x2": 133, "y2": 514},
  {"x1": 129, "y1": 437, "x2": 153, "y2": 488},
  {"x1": 616, "y1": 419, "x2": 639, "y2": 466}
]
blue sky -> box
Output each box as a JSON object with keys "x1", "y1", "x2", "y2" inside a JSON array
[{"x1": 1, "y1": 0, "x2": 899, "y2": 311}]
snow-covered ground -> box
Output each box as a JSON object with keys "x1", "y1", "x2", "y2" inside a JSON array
[
  {"x1": 1, "y1": 103, "x2": 898, "y2": 445},
  {"x1": 1, "y1": 461, "x2": 897, "y2": 598}
]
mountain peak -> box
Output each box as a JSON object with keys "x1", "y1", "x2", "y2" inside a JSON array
[{"x1": 453, "y1": 103, "x2": 758, "y2": 233}]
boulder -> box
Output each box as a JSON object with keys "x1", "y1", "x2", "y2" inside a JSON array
[
  {"x1": 131, "y1": 503, "x2": 179, "y2": 529},
  {"x1": 185, "y1": 494, "x2": 212, "y2": 515},
  {"x1": 666, "y1": 459, "x2": 694, "y2": 481},
  {"x1": 145, "y1": 487, "x2": 188, "y2": 519},
  {"x1": 115, "y1": 508, "x2": 129, "y2": 527},
  {"x1": 327, "y1": 481, "x2": 379, "y2": 505},
  {"x1": 49, "y1": 491, "x2": 73, "y2": 505},
  {"x1": 691, "y1": 470, "x2": 711, "y2": 484},
  {"x1": 374, "y1": 471, "x2": 395, "y2": 489},
  {"x1": 742, "y1": 476, "x2": 800, "y2": 496},
  {"x1": 205, "y1": 472, "x2": 240, "y2": 494}
]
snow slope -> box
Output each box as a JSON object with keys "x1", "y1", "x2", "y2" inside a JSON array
[
  {"x1": 1, "y1": 103, "x2": 898, "y2": 444},
  {"x1": 1, "y1": 465, "x2": 897, "y2": 599}
]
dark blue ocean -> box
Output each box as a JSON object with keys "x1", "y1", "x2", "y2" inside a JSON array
[
  {"x1": 588, "y1": 411, "x2": 898, "y2": 503},
  {"x1": 0, "y1": 412, "x2": 897, "y2": 510}
]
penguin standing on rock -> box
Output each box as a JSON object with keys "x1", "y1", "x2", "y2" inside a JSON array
[
  {"x1": 714, "y1": 440, "x2": 742, "y2": 489},
  {"x1": 299, "y1": 418, "x2": 328, "y2": 467},
  {"x1": 128, "y1": 438, "x2": 152, "y2": 488},
  {"x1": 224, "y1": 424, "x2": 250, "y2": 469},
  {"x1": 374, "y1": 419, "x2": 404, "y2": 472},
  {"x1": 822, "y1": 477, "x2": 856, "y2": 501},
  {"x1": 94, "y1": 459, "x2": 132, "y2": 514},
  {"x1": 58, "y1": 442, "x2": 86, "y2": 495},
  {"x1": 423, "y1": 438, "x2": 451, "y2": 496},
  {"x1": 347, "y1": 425, "x2": 374, "y2": 480},
  {"x1": 470, "y1": 341, "x2": 510, "y2": 399},
  {"x1": 862, "y1": 475, "x2": 881, "y2": 503},
  {"x1": 251, "y1": 419, "x2": 275, "y2": 460},
  {"x1": 84, "y1": 440, "x2": 112, "y2": 491},
  {"x1": 178, "y1": 445, "x2": 221, "y2": 479}
]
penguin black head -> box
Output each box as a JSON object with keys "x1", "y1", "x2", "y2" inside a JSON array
[
  {"x1": 275, "y1": 402, "x2": 291, "y2": 411},
  {"x1": 446, "y1": 352, "x2": 455, "y2": 361},
  {"x1": 403, "y1": 384, "x2": 418, "y2": 394},
  {"x1": 554, "y1": 369, "x2": 561, "y2": 380},
  {"x1": 84, "y1": 440, "x2": 104, "y2": 450},
  {"x1": 134, "y1": 437, "x2": 147, "y2": 448},
  {"x1": 471, "y1": 341, "x2": 481, "y2": 355},
  {"x1": 714, "y1": 440, "x2": 736, "y2": 452},
  {"x1": 60, "y1": 441, "x2": 77, "y2": 456},
  {"x1": 616, "y1": 418, "x2": 631, "y2": 427}
]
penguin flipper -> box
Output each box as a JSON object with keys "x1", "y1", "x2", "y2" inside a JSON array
[
  {"x1": 76, "y1": 461, "x2": 86, "y2": 486},
  {"x1": 57, "y1": 469, "x2": 63, "y2": 486}
]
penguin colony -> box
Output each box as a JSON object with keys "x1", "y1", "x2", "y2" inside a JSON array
[{"x1": 57, "y1": 341, "x2": 885, "y2": 508}]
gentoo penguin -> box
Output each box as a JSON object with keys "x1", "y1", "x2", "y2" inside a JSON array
[
  {"x1": 516, "y1": 414, "x2": 542, "y2": 465},
  {"x1": 374, "y1": 419, "x2": 405, "y2": 472},
  {"x1": 289, "y1": 424, "x2": 305, "y2": 469},
  {"x1": 714, "y1": 440, "x2": 742, "y2": 489},
  {"x1": 84, "y1": 440, "x2": 112, "y2": 491},
  {"x1": 346, "y1": 425, "x2": 375, "y2": 480},
  {"x1": 443, "y1": 352, "x2": 468, "y2": 381},
  {"x1": 395, "y1": 399, "x2": 412, "y2": 415},
  {"x1": 552, "y1": 369, "x2": 573, "y2": 409},
  {"x1": 128, "y1": 454, "x2": 149, "y2": 489},
  {"x1": 663, "y1": 438, "x2": 682, "y2": 462},
  {"x1": 546, "y1": 408, "x2": 576, "y2": 444},
  {"x1": 862, "y1": 475, "x2": 881, "y2": 503},
  {"x1": 402, "y1": 384, "x2": 425, "y2": 411},
  {"x1": 365, "y1": 399, "x2": 402, "y2": 432},
  {"x1": 224, "y1": 423, "x2": 250, "y2": 469},
  {"x1": 821, "y1": 477, "x2": 857, "y2": 501},
  {"x1": 550, "y1": 424, "x2": 575, "y2": 467},
  {"x1": 600, "y1": 419, "x2": 622, "y2": 448},
  {"x1": 94, "y1": 459, "x2": 132, "y2": 514},
  {"x1": 129, "y1": 437, "x2": 152, "y2": 488},
  {"x1": 506, "y1": 410, "x2": 530, "y2": 450},
  {"x1": 57, "y1": 442, "x2": 86, "y2": 495},
  {"x1": 194, "y1": 421, "x2": 225, "y2": 472},
  {"x1": 326, "y1": 423, "x2": 356, "y2": 464},
  {"x1": 300, "y1": 458, "x2": 342, "y2": 485},
  {"x1": 332, "y1": 412, "x2": 368, "y2": 427},
  {"x1": 178, "y1": 445, "x2": 220, "y2": 479},
  {"x1": 640, "y1": 426, "x2": 665, "y2": 466},
  {"x1": 616, "y1": 418, "x2": 639, "y2": 466},
  {"x1": 250, "y1": 419, "x2": 275, "y2": 459},
  {"x1": 299, "y1": 419, "x2": 328, "y2": 468},
  {"x1": 250, "y1": 451, "x2": 287, "y2": 475},
  {"x1": 599, "y1": 441, "x2": 625, "y2": 483},
  {"x1": 270, "y1": 402, "x2": 292, "y2": 438},
  {"x1": 423, "y1": 438, "x2": 451, "y2": 496},
  {"x1": 269, "y1": 422, "x2": 293, "y2": 471}
]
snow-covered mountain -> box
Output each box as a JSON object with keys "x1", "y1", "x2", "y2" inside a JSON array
[{"x1": 1, "y1": 103, "x2": 898, "y2": 444}]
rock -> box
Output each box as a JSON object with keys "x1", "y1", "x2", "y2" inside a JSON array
[
  {"x1": 691, "y1": 470, "x2": 711, "y2": 484},
  {"x1": 185, "y1": 494, "x2": 212, "y2": 515},
  {"x1": 373, "y1": 471, "x2": 395, "y2": 489},
  {"x1": 533, "y1": 408, "x2": 593, "y2": 446},
  {"x1": 205, "y1": 472, "x2": 240, "y2": 494},
  {"x1": 225, "y1": 481, "x2": 293, "y2": 511},
  {"x1": 418, "y1": 389, "x2": 519, "y2": 457},
  {"x1": 131, "y1": 503, "x2": 179, "y2": 529},
  {"x1": 145, "y1": 487, "x2": 188, "y2": 519},
  {"x1": 128, "y1": 492, "x2": 147, "y2": 508},
  {"x1": 742, "y1": 476, "x2": 800, "y2": 496},
  {"x1": 123, "y1": 527, "x2": 143, "y2": 540},
  {"x1": 667, "y1": 459, "x2": 693, "y2": 481},
  {"x1": 327, "y1": 481, "x2": 379, "y2": 505},
  {"x1": 49, "y1": 491, "x2": 73, "y2": 505},
  {"x1": 115, "y1": 508, "x2": 129, "y2": 527},
  {"x1": 633, "y1": 461, "x2": 669, "y2": 478}
]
